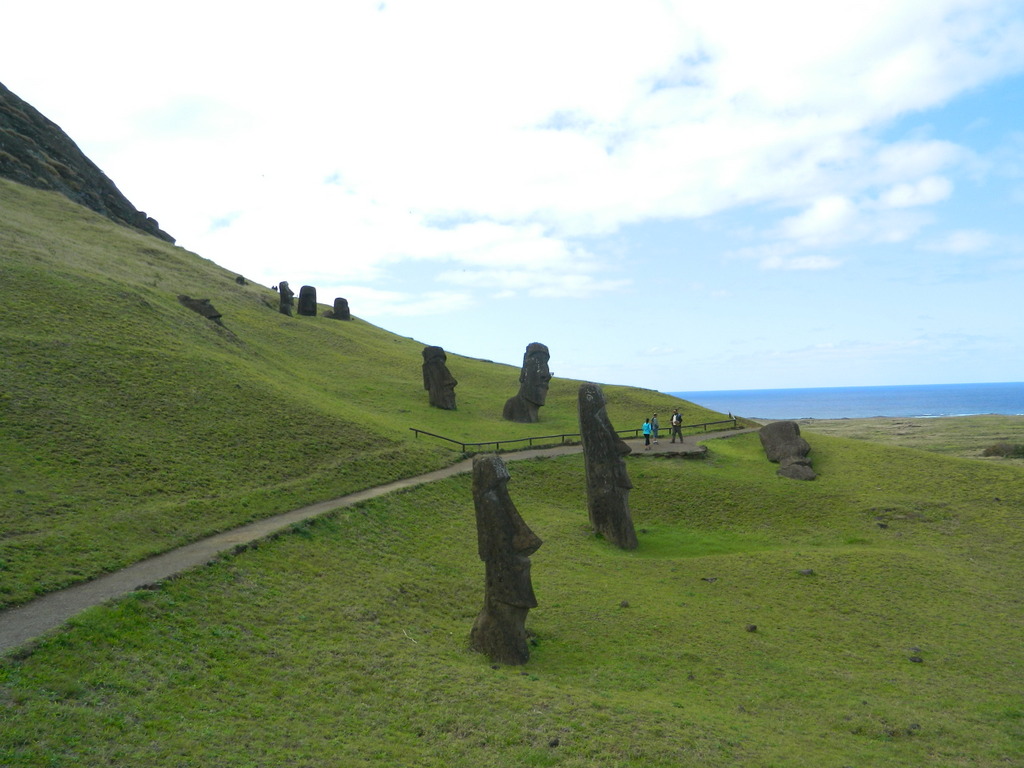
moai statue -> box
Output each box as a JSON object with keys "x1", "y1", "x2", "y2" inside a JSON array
[
  {"x1": 759, "y1": 421, "x2": 816, "y2": 480},
  {"x1": 278, "y1": 281, "x2": 294, "y2": 316},
  {"x1": 422, "y1": 345, "x2": 458, "y2": 410},
  {"x1": 469, "y1": 455, "x2": 542, "y2": 666},
  {"x1": 331, "y1": 297, "x2": 351, "y2": 320},
  {"x1": 177, "y1": 295, "x2": 224, "y2": 326},
  {"x1": 297, "y1": 285, "x2": 317, "y2": 316},
  {"x1": 578, "y1": 383, "x2": 638, "y2": 549},
  {"x1": 502, "y1": 342, "x2": 552, "y2": 423}
]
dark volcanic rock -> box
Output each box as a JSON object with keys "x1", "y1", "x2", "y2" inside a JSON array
[
  {"x1": 177, "y1": 295, "x2": 223, "y2": 325},
  {"x1": 422, "y1": 345, "x2": 458, "y2": 410},
  {"x1": 0, "y1": 80, "x2": 174, "y2": 243},
  {"x1": 469, "y1": 455, "x2": 542, "y2": 665},
  {"x1": 759, "y1": 420, "x2": 816, "y2": 480},
  {"x1": 297, "y1": 285, "x2": 317, "y2": 316},
  {"x1": 578, "y1": 382, "x2": 637, "y2": 550}
]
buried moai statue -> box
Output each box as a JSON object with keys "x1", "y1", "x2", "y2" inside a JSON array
[
  {"x1": 328, "y1": 297, "x2": 351, "y2": 320},
  {"x1": 422, "y1": 345, "x2": 458, "y2": 410},
  {"x1": 297, "y1": 285, "x2": 317, "y2": 316},
  {"x1": 469, "y1": 455, "x2": 542, "y2": 666},
  {"x1": 177, "y1": 295, "x2": 224, "y2": 326},
  {"x1": 278, "y1": 281, "x2": 294, "y2": 316},
  {"x1": 759, "y1": 420, "x2": 817, "y2": 480},
  {"x1": 578, "y1": 383, "x2": 638, "y2": 549},
  {"x1": 502, "y1": 342, "x2": 552, "y2": 423}
]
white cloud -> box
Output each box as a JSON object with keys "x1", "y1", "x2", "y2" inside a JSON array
[
  {"x1": 924, "y1": 229, "x2": 995, "y2": 253},
  {"x1": 760, "y1": 255, "x2": 843, "y2": 271},
  {"x1": 778, "y1": 196, "x2": 860, "y2": 245},
  {"x1": 876, "y1": 176, "x2": 953, "y2": 208}
]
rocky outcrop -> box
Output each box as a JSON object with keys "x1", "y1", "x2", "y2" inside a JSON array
[{"x1": 0, "y1": 80, "x2": 174, "y2": 243}]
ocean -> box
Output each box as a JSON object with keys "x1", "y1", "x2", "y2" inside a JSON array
[{"x1": 669, "y1": 382, "x2": 1024, "y2": 421}]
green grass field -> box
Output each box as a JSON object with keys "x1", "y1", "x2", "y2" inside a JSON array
[
  {"x1": 2, "y1": 178, "x2": 1022, "y2": 766},
  {"x1": 0, "y1": 178, "x2": 727, "y2": 609}
]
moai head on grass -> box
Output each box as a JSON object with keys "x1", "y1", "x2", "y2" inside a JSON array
[
  {"x1": 278, "y1": 281, "x2": 294, "y2": 316},
  {"x1": 502, "y1": 342, "x2": 552, "y2": 423},
  {"x1": 578, "y1": 382, "x2": 638, "y2": 549},
  {"x1": 422, "y1": 345, "x2": 458, "y2": 410},
  {"x1": 331, "y1": 297, "x2": 351, "y2": 320},
  {"x1": 297, "y1": 285, "x2": 317, "y2": 316},
  {"x1": 469, "y1": 455, "x2": 542, "y2": 665},
  {"x1": 759, "y1": 420, "x2": 816, "y2": 480}
]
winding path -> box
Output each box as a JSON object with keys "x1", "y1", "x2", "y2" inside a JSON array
[{"x1": 0, "y1": 429, "x2": 756, "y2": 655}]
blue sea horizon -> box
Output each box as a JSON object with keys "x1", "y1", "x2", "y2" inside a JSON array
[{"x1": 669, "y1": 381, "x2": 1024, "y2": 421}]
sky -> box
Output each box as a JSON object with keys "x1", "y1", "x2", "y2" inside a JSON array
[{"x1": 3, "y1": 0, "x2": 1024, "y2": 392}]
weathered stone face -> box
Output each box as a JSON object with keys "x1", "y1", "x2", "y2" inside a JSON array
[
  {"x1": 422, "y1": 345, "x2": 458, "y2": 410},
  {"x1": 503, "y1": 342, "x2": 552, "y2": 423},
  {"x1": 759, "y1": 420, "x2": 817, "y2": 480},
  {"x1": 278, "y1": 282, "x2": 294, "y2": 316},
  {"x1": 331, "y1": 297, "x2": 351, "y2": 320},
  {"x1": 297, "y1": 285, "x2": 317, "y2": 316},
  {"x1": 469, "y1": 455, "x2": 542, "y2": 665},
  {"x1": 578, "y1": 383, "x2": 638, "y2": 549}
]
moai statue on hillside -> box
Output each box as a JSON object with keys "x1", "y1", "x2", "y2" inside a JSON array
[
  {"x1": 502, "y1": 342, "x2": 552, "y2": 423},
  {"x1": 278, "y1": 281, "x2": 294, "y2": 316},
  {"x1": 759, "y1": 420, "x2": 817, "y2": 480},
  {"x1": 578, "y1": 383, "x2": 638, "y2": 549},
  {"x1": 297, "y1": 285, "x2": 317, "y2": 316},
  {"x1": 469, "y1": 455, "x2": 542, "y2": 666},
  {"x1": 330, "y1": 297, "x2": 351, "y2": 320},
  {"x1": 422, "y1": 345, "x2": 458, "y2": 410}
]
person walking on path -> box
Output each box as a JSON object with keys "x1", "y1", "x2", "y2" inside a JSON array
[
  {"x1": 651, "y1": 413, "x2": 660, "y2": 444},
  {"x1": 642, "y1": 417, "x2": 652, "y2": 450},
  {"x1": 670, "y1": 409, "x2": 683, "y2": 443}
]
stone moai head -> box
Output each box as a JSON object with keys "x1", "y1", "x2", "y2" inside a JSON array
[
  {"x1": 332, "y1": 297, "x2": 351, "y2": 320},
  {"x1": 297, "y1": 285, "x2": 317, "y2": 316},
  {"x1": 278, "y1": 281, "x2": 294, "y2": 316},
  {"x1": 422, "y1": 345, "x2": 458, "y2": 410},
  {"x1": 518, "y1": 342, "x2": 551, "y2": 406},
  {"x1": 578, "y1": 382, "x2": 637, "y2": 549},
  {"x1": 759, "y1": 421, "x2": 816, "y2": 480},
  {"x1": 470, "y1": 455, "x2": 542, "y2": 665},
  {"x1": 502, "y1": 342, "x2": 552, "y2": 423}
]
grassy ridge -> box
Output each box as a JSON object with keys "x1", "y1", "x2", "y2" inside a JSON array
[
  {"x1": 2, "y1": 434, "x2": 1021, "y2": 766},
  {"x1": 0, "y1": 178, "x2": 726, "y2": 607}
]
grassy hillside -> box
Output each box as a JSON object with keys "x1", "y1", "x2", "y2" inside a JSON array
[
  {"x1": 2, "y1": 432, "x2": 1021, "y2": 766},
  {"x1": 0, "y1": 178, "x2": 728, "y2": 607}
]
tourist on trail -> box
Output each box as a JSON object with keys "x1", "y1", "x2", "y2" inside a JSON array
[
  {"x1": 642, "y1": 418, "x2": 652, "y2": 450},
  {"x1": 670, "y1": 408, "x2": 683, "y2": 443},
  {"x1": 651, "y1": 413, "x2": 660, "y2": 444}
]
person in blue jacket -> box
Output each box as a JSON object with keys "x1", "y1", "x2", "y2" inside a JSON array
[{"x1": 642, "y1": 418, "x2": 652, "y2": 450}]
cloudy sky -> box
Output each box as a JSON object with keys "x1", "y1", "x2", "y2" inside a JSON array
[{"x1": 4, "y1": 0, "x2": 1024, "y2": 391}]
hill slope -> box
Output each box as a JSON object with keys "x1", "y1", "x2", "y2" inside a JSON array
[
  {"x1": 0, "y1": 177, "x2": 725, "y2": 607},
  {"x1": 0, "y1": 80, "x2": 173, "y2": 243}
]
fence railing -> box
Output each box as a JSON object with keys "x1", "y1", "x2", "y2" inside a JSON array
[{"x1": 409, "y1": 418, "x2": 738, "y2": 453}]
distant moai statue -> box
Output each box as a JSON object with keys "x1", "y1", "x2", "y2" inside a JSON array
[
  {"x1": 422, "y1": 345, "x2": 458, "y2": 410},
  {"x1": 297, "y1": 285, "x2": 317, "y2": 316},
  {"x1": 502, "y1": 342, "x2": 552, "y2": 423},
  {"x1": 331, "y1": 297, "x2": 351, "y2": 320},
  {"x1": 578, "y1": 383, "x2": 638, "y2": 549},
  {"x1": 759, "y1": 421, "x2": 816, "y2": 480},
  {"x1": 278, "y1": 281, "x2": 294, "y2": 316},
  {"x1": 469, "y1": 455, "x2": 542, "y2": 666}
]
